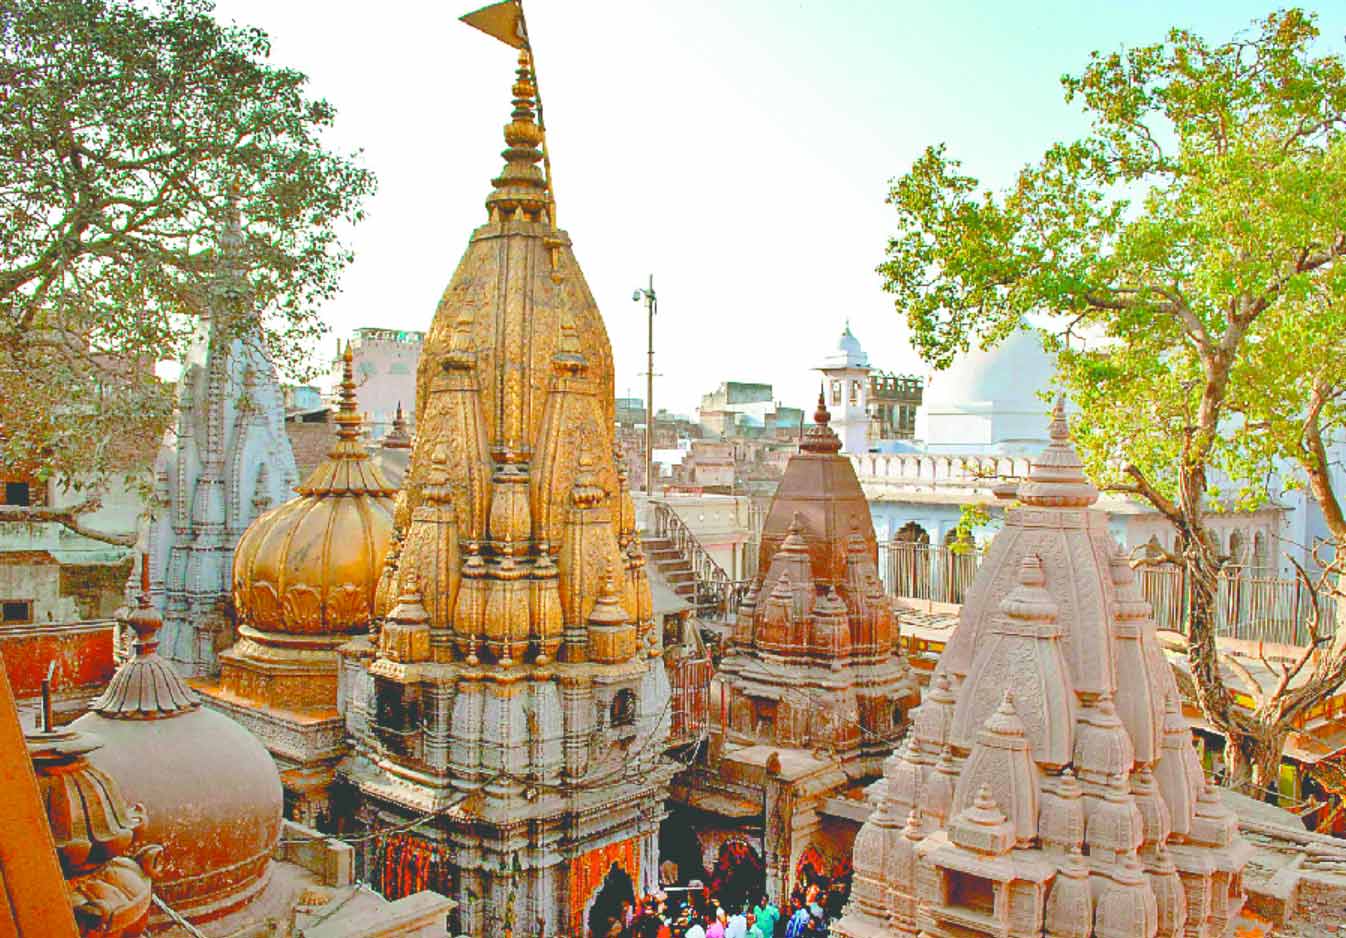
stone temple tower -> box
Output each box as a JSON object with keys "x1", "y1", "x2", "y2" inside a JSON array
[
  {"x1": 148, "y1": 204, "x2": 298, "y2": 677},
  {"x1": 340, "y1": 47, "x2": 672, "y2": 938},
  {"x1": 834, "y1": 399, "x2": 1252, "y2": 938}
]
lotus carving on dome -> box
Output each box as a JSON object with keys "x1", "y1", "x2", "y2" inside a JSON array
[
  {"x1": 248, "y1": 581, "x2": 282, "y2": 629},
  {"x1": 282, "y1": 584, "x2": 323, "y2": 633},
  {"x1": 326, "y1": 583, "x2": 370, "y2": 632}
]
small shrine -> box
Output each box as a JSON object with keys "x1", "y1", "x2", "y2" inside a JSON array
[
  {"x1": 668, "y1": 391, "x2": 918, "y2": 906},
  {"x1": 147, "y1": 201, "x2": 299, "y2": 677},
  {"x1": 336, "y1": 27, "x2": 672, "y2": 937},
  {"x1": 196, "y1": 346, "x2": 396, "y2": 826},
  {"x1": 834, "y1": 399, "x2": 1253, "y2": 938}
]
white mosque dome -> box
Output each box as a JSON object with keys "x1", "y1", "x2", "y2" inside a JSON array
[
  {"x1": 923, "y1": 328, "x2": 1055, "y2": 409},
  {"x1": 919, "y1": 328, "x2": 1057, "y2": 450},
  {"x1": 821, "y1": 323, "x2": 870, "y2": 369}
]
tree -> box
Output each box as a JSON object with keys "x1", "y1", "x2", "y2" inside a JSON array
[
  {"x1": 0, "y1": 0, "x2": 375, "y2": 542},
  {"x1": 879, "y1": 9, "x2": 1346, "y2": 795}
]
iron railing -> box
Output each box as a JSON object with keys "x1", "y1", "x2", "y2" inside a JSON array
[
  {"x1": 668, "y1": 653, "x2": 713, "y2": 748},
  {"x1": 1134, "y1": 564, "x2": 1334, "y2": 646},
  {"x1": 877, "y1": 541, "x2": 983, "y2": 606},
  {"x1": 650, "y1": 501, "x2": 739, "y2": 618}
]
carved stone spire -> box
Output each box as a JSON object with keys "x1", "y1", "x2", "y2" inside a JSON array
[
  {"x1": 801, "y1": 385, "x2": 842, "y2": 454},
  {"x1": 1017, "y1": 395, "x2": 1098, "y2": 507},
  {"x1": 91, "y1": 566, "x2": 198, "y2": 719},
  {"x1": 382, "y1": 400, "x2": 413, "y2": 450}
]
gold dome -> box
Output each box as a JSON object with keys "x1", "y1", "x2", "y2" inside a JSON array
[{"x1": 232, "y1": 346, "x2": 396, "y2": 636}]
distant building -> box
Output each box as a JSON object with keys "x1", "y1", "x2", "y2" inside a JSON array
[
  {"x1": 326, "y1": 327, "x2": 423, "y2": 440},
  {"x1": 698, "y1": 381, "x2": 775, "y2": 438}
]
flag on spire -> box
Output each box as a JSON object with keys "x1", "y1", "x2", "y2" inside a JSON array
[{"x1": 460, "y1": 0, "x2": 528, "y2": 49}]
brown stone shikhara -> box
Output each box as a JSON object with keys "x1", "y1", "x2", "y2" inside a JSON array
[
  {"x1": 834, "y1": 399, "x2": 1253, "y2": 938},
  {"x1": 711, "y1": 389, "x2": 919, "y2": 900}
]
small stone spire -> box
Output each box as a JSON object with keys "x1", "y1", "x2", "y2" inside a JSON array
[
  {"x1": 210, "y1": 184, "x2": 249, "y2": 308},
  {"x1": 91, "y1": 559, "x2": 198, "y2": 718},
  {"x1": 486, "y1": 48, "x2": 549, "y2": 222},
  {"x1": 382, "y1": 400, "x2": 412, "y2": 450},
  {"x1": 1017, "y1": 394, "x2": 1098, "y2": 507},
  {"x1": 297, "y1": 343, "x2": 397, "y2": 497},
  {"x1": 801, "y1": 385, "x2": 842, "y2": 454}
]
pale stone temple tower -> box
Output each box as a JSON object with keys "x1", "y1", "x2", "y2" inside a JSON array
[
  {"x1": 148, "y1": 205, "x2": 299, "y2": 676},
  {"x1": 338, "y1": 47, "x2": 672, "y2": 938},
  {"x1": 834, "y1": 399, "x2": 1252, "y2": 938}
]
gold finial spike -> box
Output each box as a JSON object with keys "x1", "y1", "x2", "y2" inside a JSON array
[{"x1": 335, "y1": 341, "x2": 362, "y2": 442}]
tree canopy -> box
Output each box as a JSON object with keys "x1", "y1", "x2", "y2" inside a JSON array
[
  {"x1": 0, "y1": 0, "x2": 375, "y2": 513},
  {"x1": 879, "y1": 9, "x2": 1346, "y2": 790}
]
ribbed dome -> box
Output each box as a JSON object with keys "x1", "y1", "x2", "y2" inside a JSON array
[
  {"x1": 232, "y1": 346, "x2": 396, "y2": 636},
  {"x1": 821, "y1": 322, "x2": 870, "y2": 369},
  {"x1": 71, "y1": 587, "x2": 282, "y2": 924},
  {"x1": 923, "y1": 327, "x2": 1054, "y2": 408}
]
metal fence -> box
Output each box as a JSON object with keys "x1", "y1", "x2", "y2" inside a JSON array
[
  {"x1": 1134, "y1": 564, "x2": 1334, "y2": 646},
  {"x1": 877, "y1": 541, "x2": 982, "y2": 606},
  {"x1": 874, "y1": 542, "x2": 1333, "y2": 646}
]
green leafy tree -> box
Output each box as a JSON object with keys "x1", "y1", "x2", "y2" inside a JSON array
[
  {"x1": 879, "y1": 9, "x2": 1346, "y2": 794},
  {"x1": 0, "y1": 0, "x2": 375, "y2": 542}
]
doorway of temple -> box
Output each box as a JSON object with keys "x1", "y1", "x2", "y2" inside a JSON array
[
  {"x1": 792, "y1": 847, "x2": 852, "y2": 920},
  {"x1": 586, "y1": 861, "x2": 636, "y2": 938},
  {"x1": 708, "y1": 839, "x2": 765, "y2": 913}
]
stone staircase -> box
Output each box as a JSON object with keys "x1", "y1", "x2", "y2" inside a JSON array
[{"x1": 640, "y1": 535, "x2": 697, "y2": 601}]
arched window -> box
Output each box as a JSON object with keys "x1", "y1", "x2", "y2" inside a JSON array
[
  {"x1": 610, "y1": 689, "x2": 637, "y2": 727},
  {"x1": 849, "y1": 380, "x2": 860, "y2": 405},
  {"x1": 830, "y1": 380, "x2": 842, "y2": 406},
  {"x1": 1228, "y1": 530, "x2": 1245, "y2": 567}
]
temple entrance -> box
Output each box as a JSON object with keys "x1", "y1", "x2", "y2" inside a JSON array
[
  {"x1": 707, "y1": 839, "x2": 765, "y2": 915},
  {"x1": 793, "y1": 846, "x2": 852, "y2": 920},
  {"x1": 586, "y1": 862, "x2": 636, "y2": 938}
]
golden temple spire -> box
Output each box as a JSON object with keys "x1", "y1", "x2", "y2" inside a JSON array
[
  {"x1": 464, "y1": 0, "x2": 557, "y2": 226},
  {"x1": 297, "y1": 343, "x2": 397, "y2": 497},
  {"x1": 485, "y1": 48, "x2": 550, "y2": 223}
]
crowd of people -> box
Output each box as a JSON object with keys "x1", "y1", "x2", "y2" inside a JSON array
[{"x1": 589, "y1": 861, "x2": 850, "y2": 938}]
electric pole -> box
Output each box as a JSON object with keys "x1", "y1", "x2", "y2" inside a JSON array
[{"x1": 632, "y1": 276, "x2": 657, "y2": 495}]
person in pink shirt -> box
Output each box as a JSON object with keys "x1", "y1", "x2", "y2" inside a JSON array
[{"x1": 706, "y1": 907, "x2": 728, "y2": 938}]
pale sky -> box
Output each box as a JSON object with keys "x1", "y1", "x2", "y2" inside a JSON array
[{"x1": 212, "y1": 0, "x2": 1346, "y2": 419}]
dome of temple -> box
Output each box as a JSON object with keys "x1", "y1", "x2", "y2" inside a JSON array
[
  {"x1": 71, "y1": 587, "x2": 283, "y2": 924},
  {"x1": 232, "y1": 346, "x2": 396, "y2": 636},
  {"x1": 921, "y1": 327, "x2": 1055, "y2": 408},
  {"x1": 820, "y1": 322, "x2": 870, "y2": 369}
]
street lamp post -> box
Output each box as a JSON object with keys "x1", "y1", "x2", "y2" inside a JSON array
[{"x1": 632, "y1": 276, "x2": 656, "y2": 495}]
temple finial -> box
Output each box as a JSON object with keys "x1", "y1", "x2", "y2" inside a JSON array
[
  {"x1": 1017, "y1": 393, "x2": 1098, "y2": 508},
  {"x1": 335, "y1": 342, "x2": 361, "y2": 441},
  {"x1": 485, "y1": 47, "x2": 549, "y2": 222},
  {"x1": 800, "y1": 384, "x2": 842, "y2": 454}
]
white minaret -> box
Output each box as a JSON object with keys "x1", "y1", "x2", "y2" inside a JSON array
[{"x1": 817, "y1": 322, "x2": 871, "y2": 454}]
